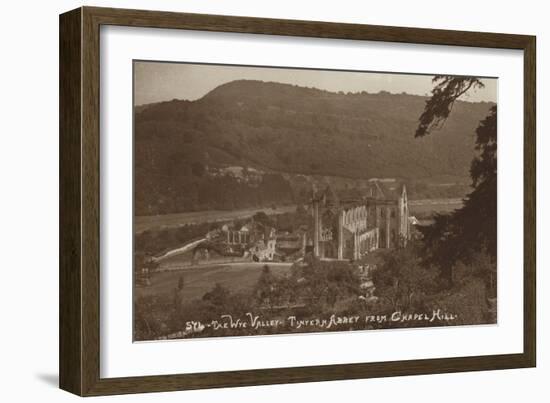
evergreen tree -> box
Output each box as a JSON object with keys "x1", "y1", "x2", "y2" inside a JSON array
[
  {"x1": 255, "y1": 265, "x2": 275, "y2": 307},
  {"x1": 416, "y1": 76, "x2": 497, "y2": 284}
]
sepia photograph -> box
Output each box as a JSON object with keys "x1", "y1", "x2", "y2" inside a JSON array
[{"x1": 132, "y1": 61, "x2": 498, "y2": 341}]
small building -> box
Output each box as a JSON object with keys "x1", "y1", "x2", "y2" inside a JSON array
[
  {"x1": 275, "y1": 232, "x2": 306, "y2": 258},
  {"x1": 221, "y1": 224, "x2": 251, "y2": 245},
  {"x1": 250, "y1": 238, "x2": 277, "y2": 261}
]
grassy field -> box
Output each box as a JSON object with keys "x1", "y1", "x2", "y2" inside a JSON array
[{"x1": 136, "y1": 262, "x2": 292, "y2": 303}]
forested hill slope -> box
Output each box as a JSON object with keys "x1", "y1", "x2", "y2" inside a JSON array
[{"x1": 134, "y1": 80, "x2": 494, "y2": 215}]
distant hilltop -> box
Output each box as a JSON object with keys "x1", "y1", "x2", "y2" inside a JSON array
[{"x1": 134, "y1": 80, "x2": 492, "y2": 215}]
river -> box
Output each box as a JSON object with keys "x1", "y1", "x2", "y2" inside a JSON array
[
  {"x1": 135, "y1": 198, "x2": 463, "y2": 234},
  {"x1": 135, "y1": 205, "x2": 298, "y2": 233}
]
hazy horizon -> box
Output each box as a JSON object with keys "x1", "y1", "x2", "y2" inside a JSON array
[{"x1": 134, "y1": 61, "x2": 498, "y2": 106}]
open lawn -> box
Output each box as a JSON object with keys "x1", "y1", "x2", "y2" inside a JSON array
[{"x1": 136, "y1": 262, "x2": 292, "y2": 304}]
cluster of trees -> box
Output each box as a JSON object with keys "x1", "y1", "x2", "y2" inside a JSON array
[
  {"x1": 133, "y1": 243, "x2": 496, "y2": 341},
  {"x1": 135, "y1": 166, "x2": 295, "y2": 216},
  {"x1": 255, "y1": 206, "x2": 311, "y2": 234},
  {"x1": 414, "y1": 76, "x2": 497, "y2": 289},
  {"x1": 252, "y1": 258, "x2": 362, "y2": 313},
  {"x1": 369, "y1": 243, "x2": 495, "y2": 328},
  {"x1": 133, "y1": 258, "x2": 364, "y2": 341}
]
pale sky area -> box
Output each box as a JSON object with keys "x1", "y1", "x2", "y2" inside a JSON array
[{"x1": 134, "y1": 61, "x2": 497, "y2": 106}]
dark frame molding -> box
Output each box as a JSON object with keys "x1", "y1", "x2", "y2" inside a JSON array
[{"x1": 59, "y1": 6, "x2": 536, "y2": 396}]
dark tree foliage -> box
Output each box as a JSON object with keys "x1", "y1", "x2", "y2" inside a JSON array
[
  {"x1": 471, "y1": 106, "x2": 497, "y2": 188},
  {"x1": 417, "y1": 76, "x2": 497, "y2": 284},
  {"x1": 252, "y1": 211, "x2": 272, "y2": 227},
  {"x1": 254, "y1": 265, "x2": 278, "y2": 308},
  {"x1": 416, "y1": 76, "x2": 485, "y2": 138},
  {"x1": 290, "y1": 257, "x2": 361, "y2": 310},
  {"x1": 202, "y1": 283, "x2": 231, "y2": 309},
  {"x1": 372, "y1": 244, "x2": 437, "y2": 311}
]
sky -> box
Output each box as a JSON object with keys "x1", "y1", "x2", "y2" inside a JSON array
[{"x1": 134, "y1": 61, "x2": 497, "y2": 106}]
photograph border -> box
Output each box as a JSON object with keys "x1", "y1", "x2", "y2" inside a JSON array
[
  {"x1": 59, "y1": 6, "x2": 536, "y2": 396},
  {"x1": 131, "y1": 58, "x2": 499, "y2": 343}
]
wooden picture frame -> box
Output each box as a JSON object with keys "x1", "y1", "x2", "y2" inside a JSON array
[{"x1": 59, "y1": 6, "x2": 536, "y2": 396}]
